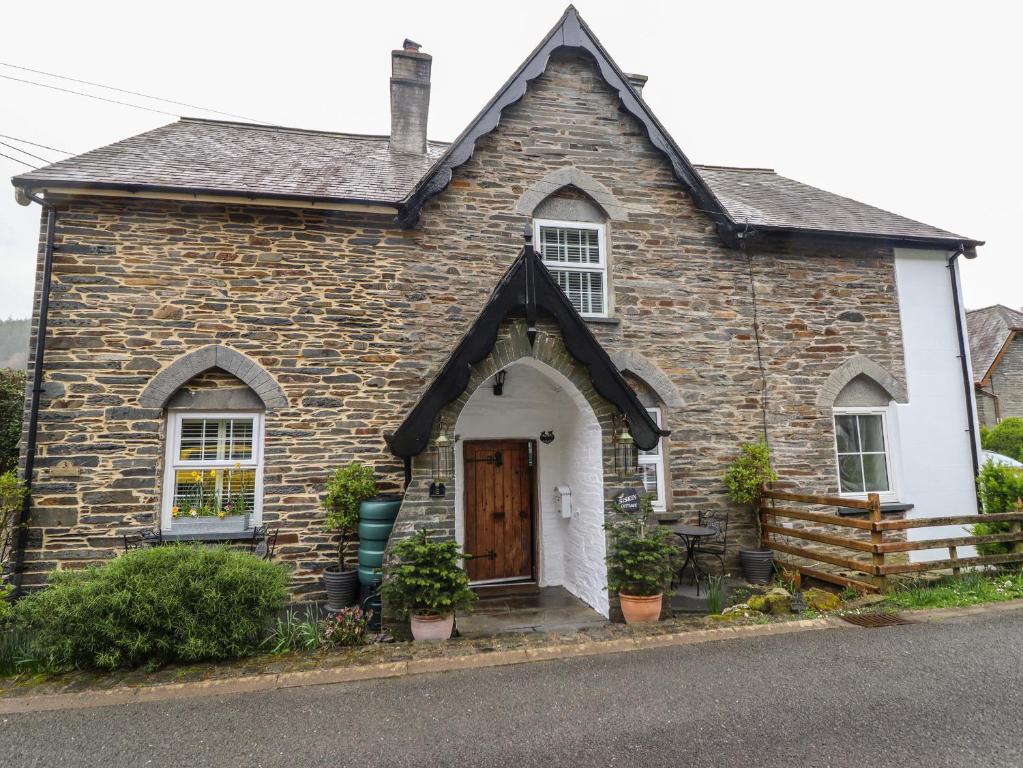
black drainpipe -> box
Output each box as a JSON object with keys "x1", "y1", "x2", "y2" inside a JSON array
[
  {"x1": 11, "y1": 197, "x2": 56, "y2": 595},
  {"x1": 947, "y1": 246, "x2": 980, "y2": 478}
]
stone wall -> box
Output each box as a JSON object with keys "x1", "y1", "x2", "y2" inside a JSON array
[
  {"x1": 19, "y1": 50, "x2": 906, "y2": 593},
  {"x1": 988, "y1": 335, "x2": 1023, "y2": 424}
]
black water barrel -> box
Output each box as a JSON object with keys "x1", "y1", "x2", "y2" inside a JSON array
[{"x1": 357, "y1": 495, "x2": 401, "y2": 628}]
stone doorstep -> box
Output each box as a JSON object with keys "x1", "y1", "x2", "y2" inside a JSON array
[{"x1": 5, "y1": 599, "x2": 1023, "y2": 715}]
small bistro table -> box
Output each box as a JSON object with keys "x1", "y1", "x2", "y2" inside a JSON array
[{"x1": 671, "y1": 523, "x2": 716, "y2": 596}]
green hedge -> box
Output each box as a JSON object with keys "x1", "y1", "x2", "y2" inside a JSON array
[{"x1": 13, "y1": 545, "x2": 289, "y2": 670}]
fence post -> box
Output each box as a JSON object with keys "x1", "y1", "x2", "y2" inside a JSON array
[
  {"x1": 868, "y1": 493, "x2": 887, "y2": 592},
  {"x1": 1013, "y1": 502, "x2": 1023, "y2": 555}
]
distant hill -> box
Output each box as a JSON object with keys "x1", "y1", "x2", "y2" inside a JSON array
[{"x1": 0, "y1": 318, "x2": 30, "y2": 370}]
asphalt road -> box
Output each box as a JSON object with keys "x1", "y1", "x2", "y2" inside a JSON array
[{"x1": 2, "y1": 609, "x2": 1022, "y2": 768}]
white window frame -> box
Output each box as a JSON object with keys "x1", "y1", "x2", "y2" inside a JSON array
[
  {"x1": 160, "y1": 410, "x2": 265, "y2": 531},
  {"x1": 638, "y1": 407, "x2": 667, "y2": 512},
  {"x1": 832, "y1": 406, "x2": 899, "y2": 503},
  {"x1": 533, "y1": 218, "x2": 609, "y2": 318}
]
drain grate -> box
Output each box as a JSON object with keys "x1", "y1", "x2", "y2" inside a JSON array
[{"x1": 840, "y1": 612, "x2": 916, "y2": 628}]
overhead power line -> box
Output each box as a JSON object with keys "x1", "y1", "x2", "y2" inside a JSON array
[
  {"x1": 0, "y1": 133, "x2": 75, "y2": 155},
  {"x1": 0, "y1": 139, "x2": 52, "y2": 165},
  {"x1": 0, "y1": 73, "x2": 180, "y2": 117},
  {"x1": 0, "y1": 61, "x2": 269, "y2": 124},
  {"x1": 0, "y1": 150, "x2": 35, "y2": 168}
]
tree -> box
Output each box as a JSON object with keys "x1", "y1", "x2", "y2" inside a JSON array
[
  {"x1": 0, "y1": 369, "x2": 25, "y2": 474},
  {"x1": 981, "y1": 418, "x2": 1023, "y2": 462}
]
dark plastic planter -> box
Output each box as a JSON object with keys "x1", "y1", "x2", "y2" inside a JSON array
[
  {"x1": 323, "y1": 567, "x2": 359, "y2": 611},
  {"x1": 739, "y1": 548, "x2": 775, "y2": 584}
]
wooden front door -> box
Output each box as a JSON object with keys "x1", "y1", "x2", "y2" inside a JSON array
[{"x1": 464, "y1": 440, "x2": 536, "y2": 583}]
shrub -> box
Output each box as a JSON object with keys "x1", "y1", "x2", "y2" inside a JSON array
[
  {"x1": 381, "y1": 531, "x2": 476, "y2": 619},
  {"x1": 605, "y1": 494, "x2": 678, "y2": 597},
  {"x1": 0, "y1": 369, "x2": 25, "y2": 475},
  {"x1": 723, "y1": 442, "x2": 777, "y2": 507},
  {"x1": 323, "y1": 462, "x2": 378, "y2": 571},
  {"x1": 322, "y1": 606, "x2": 372, "y2": 648},
  {"x1": 981, "y1": 417, "x2": 1023, "y2": 462},
  {"x1": 0, "y1": 471, "x2": 28, "y2": 568},
  {"x1": 974, "y1": 460, "x2": 1023, "y2": 555},
  {"x1": 13, "y1": 545, "x2": 289, "y2": 670}
]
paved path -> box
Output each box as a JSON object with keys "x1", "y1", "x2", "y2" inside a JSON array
[{"x1": 2, "y1": 608, "x2": 1021, "y2": 767}]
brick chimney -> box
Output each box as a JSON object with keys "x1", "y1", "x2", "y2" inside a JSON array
[
  {"x1": 625, "y1": 73, "x2": 648, "y2": 97},
  {"x1": 390, "y1": 39, "x2": 432, "y2": 154}
]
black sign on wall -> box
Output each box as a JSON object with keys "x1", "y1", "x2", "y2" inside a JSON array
[{"x1": 614, "y1": 488, "x2": 642, "y2": 513}]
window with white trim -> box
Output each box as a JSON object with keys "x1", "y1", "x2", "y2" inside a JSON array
[
  {"x1": 638, "y1": 407, "x2": 667, "y2": 511},
  {"x1": 161, "y1": 411, "x2": 264, "y2": 529},
  {"x1": 833, "y1": 408, "x2": 894, "y2": 498},
  {"x1": 534, "y1": 219, "x2": 608, "y2": 317}
]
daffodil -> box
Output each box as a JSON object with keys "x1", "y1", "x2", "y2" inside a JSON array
[
  {"x1": 217, "y1": 511, "x2": 226, "y2": 519},
  {"x1": 171, "y1": 506, "x2": 180, "y2": 518},
  {"x1": 189, "y1": 508, "x2": 198, "y2": 517}
]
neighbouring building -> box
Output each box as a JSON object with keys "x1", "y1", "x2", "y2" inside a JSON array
[
  {"x1": 968, "y1": 304, "x2": 1023, "y2": 428},
  {"x1": 9, "y1": 7, "x2": 983, "y2": 613}
]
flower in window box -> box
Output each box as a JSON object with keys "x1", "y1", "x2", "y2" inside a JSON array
[
  {"x1": 217, "y1": 511, "x2": 226, "y2": 519},
  {"x1": 172, "y1": 506, "x2": 180, "y2": 518},
  {"x1": 208, "y1": 469, "x2": 217, "y2": 479},
  {"x1": 189, "y1": 508, "x2": 198, "y2": 517}
]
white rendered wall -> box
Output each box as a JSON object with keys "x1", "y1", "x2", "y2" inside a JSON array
[
  {"x1": 453, "y1": 359, "x2": 609, "y2": 615},
  {"x1": 893, "y1": 248, "x2": 980, "y2": 560}
]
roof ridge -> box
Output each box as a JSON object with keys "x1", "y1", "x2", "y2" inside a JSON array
[
  {"x1": 694, "y1": 164, "x2": 776, "y2": 173},
  {"x1": 178, "y1": 116, "x2": 450, "y2": 145}
]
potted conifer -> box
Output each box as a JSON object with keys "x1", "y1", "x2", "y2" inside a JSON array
[
  {"x1": 723, "y1": 441, "x2": 778, "y2": 584},
  {"x1": 322, "y1": 462, "x2": 378, "y2": 611},
  {"x1": 605, "y1": 494, "x2": 677, "y2": 623},
  {"x1": 381, "y1": 530, "x2": 476, "y2": 641}
]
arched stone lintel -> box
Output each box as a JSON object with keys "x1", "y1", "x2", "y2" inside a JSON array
[
  {"x1": 138, "y1": 344, "x2": 288, "y2": 410},
  {"x1": 514, "y1": 167, "x2": 629, "y2": 221},
  {"x1": 817, "y1": 355, "x2": 908, "y2": 408},
  {"x1": 611, "y1": 351, "x2": 684, "y2": 408}
]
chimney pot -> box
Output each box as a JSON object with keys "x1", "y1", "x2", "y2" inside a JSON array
[
  {"x1": 390, "y1": 40, "x2": 432, "y2": 154},
  {"x1": 625, "y1": 73, "x2": 648, "y2": 96}
]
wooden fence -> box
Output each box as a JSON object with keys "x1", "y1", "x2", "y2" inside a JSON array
[{"x1": 759, "y1": 487, "x2": 1023, "y2": 593}]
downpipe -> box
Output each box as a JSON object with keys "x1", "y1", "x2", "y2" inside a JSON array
[
  {"x1": 10, "y1": 191, "x2": 56, "y2": 595},
  {"x1": 947, "y1": 247, "x2": 980, "y2": 478}
]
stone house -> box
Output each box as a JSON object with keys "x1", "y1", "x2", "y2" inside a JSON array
[
  {"x1": 9, "y1": 7, "x2": 983, "y2": 613},
  {"x1": 968, "y1": 305, "x2": 1023, "y2": 428}
]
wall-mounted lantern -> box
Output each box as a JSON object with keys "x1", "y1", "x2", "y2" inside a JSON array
[
  {"x1": 430, "y1": 421, "x2": 455, "y2": 498},
  {"x1": 611, "y1": 413, "x2": 638, "y2": 478},
  {"x1": 493, "y1": 369, "x2": 507, "y2": 396}
]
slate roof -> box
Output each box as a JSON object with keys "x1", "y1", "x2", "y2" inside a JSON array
[
  {"x1": 967, "y1": 305, "x2": 1023, "y2": 385},
  {"x1": 12, "y1": 118, "x2": 448, "y2": 204},
  {"x1": 12, "y1": 117, "x2": 977, "y2": 246},
  {"x1": 694, "y1": 165, "x2": 971, "y2": 244}
]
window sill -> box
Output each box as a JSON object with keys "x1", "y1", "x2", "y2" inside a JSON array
[
  {"x1": 837, "y1": 503, "x2": 914, "y2": 518},
  {"x1": 161, "y1": 529, "x2": 257, "y2": 542},
  {"x1": 584, "y1": 316, "x2": 620, "y2": 326}
]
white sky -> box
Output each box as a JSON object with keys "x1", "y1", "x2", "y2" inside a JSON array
[{"x1": 1, "y1": 0, "x2": 1019, "y2": 318}]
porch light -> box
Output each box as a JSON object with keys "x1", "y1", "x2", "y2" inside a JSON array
[
  {"x1": 612, "y1": 414, "x2": 638, "y2": 478},
  {"x1": 430, "y1": 422, "x2": 455, "y2": 498}
]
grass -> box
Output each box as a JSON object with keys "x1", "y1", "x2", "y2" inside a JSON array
[{"x1": 882, "y1": 569, "x2": 1023, "y2": 610}]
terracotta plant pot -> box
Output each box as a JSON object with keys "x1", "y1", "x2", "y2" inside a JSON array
[
  {"x1": 619, "y1": 592, "x2": 663, "y2": 624},
  {"x1": 410, "y1": 612, "x2": 455, "y2": 641}
]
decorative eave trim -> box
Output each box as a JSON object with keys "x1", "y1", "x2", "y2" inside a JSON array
[
  {"x1": 385, "y1": 244, "x2": 667, "y2": 457},
  {"x1": 979, "y1": 330, "x2": 1017, "y2": 387},
  {"x1": 395, "y1": 6, "x2": 737, "y2": 245}
]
